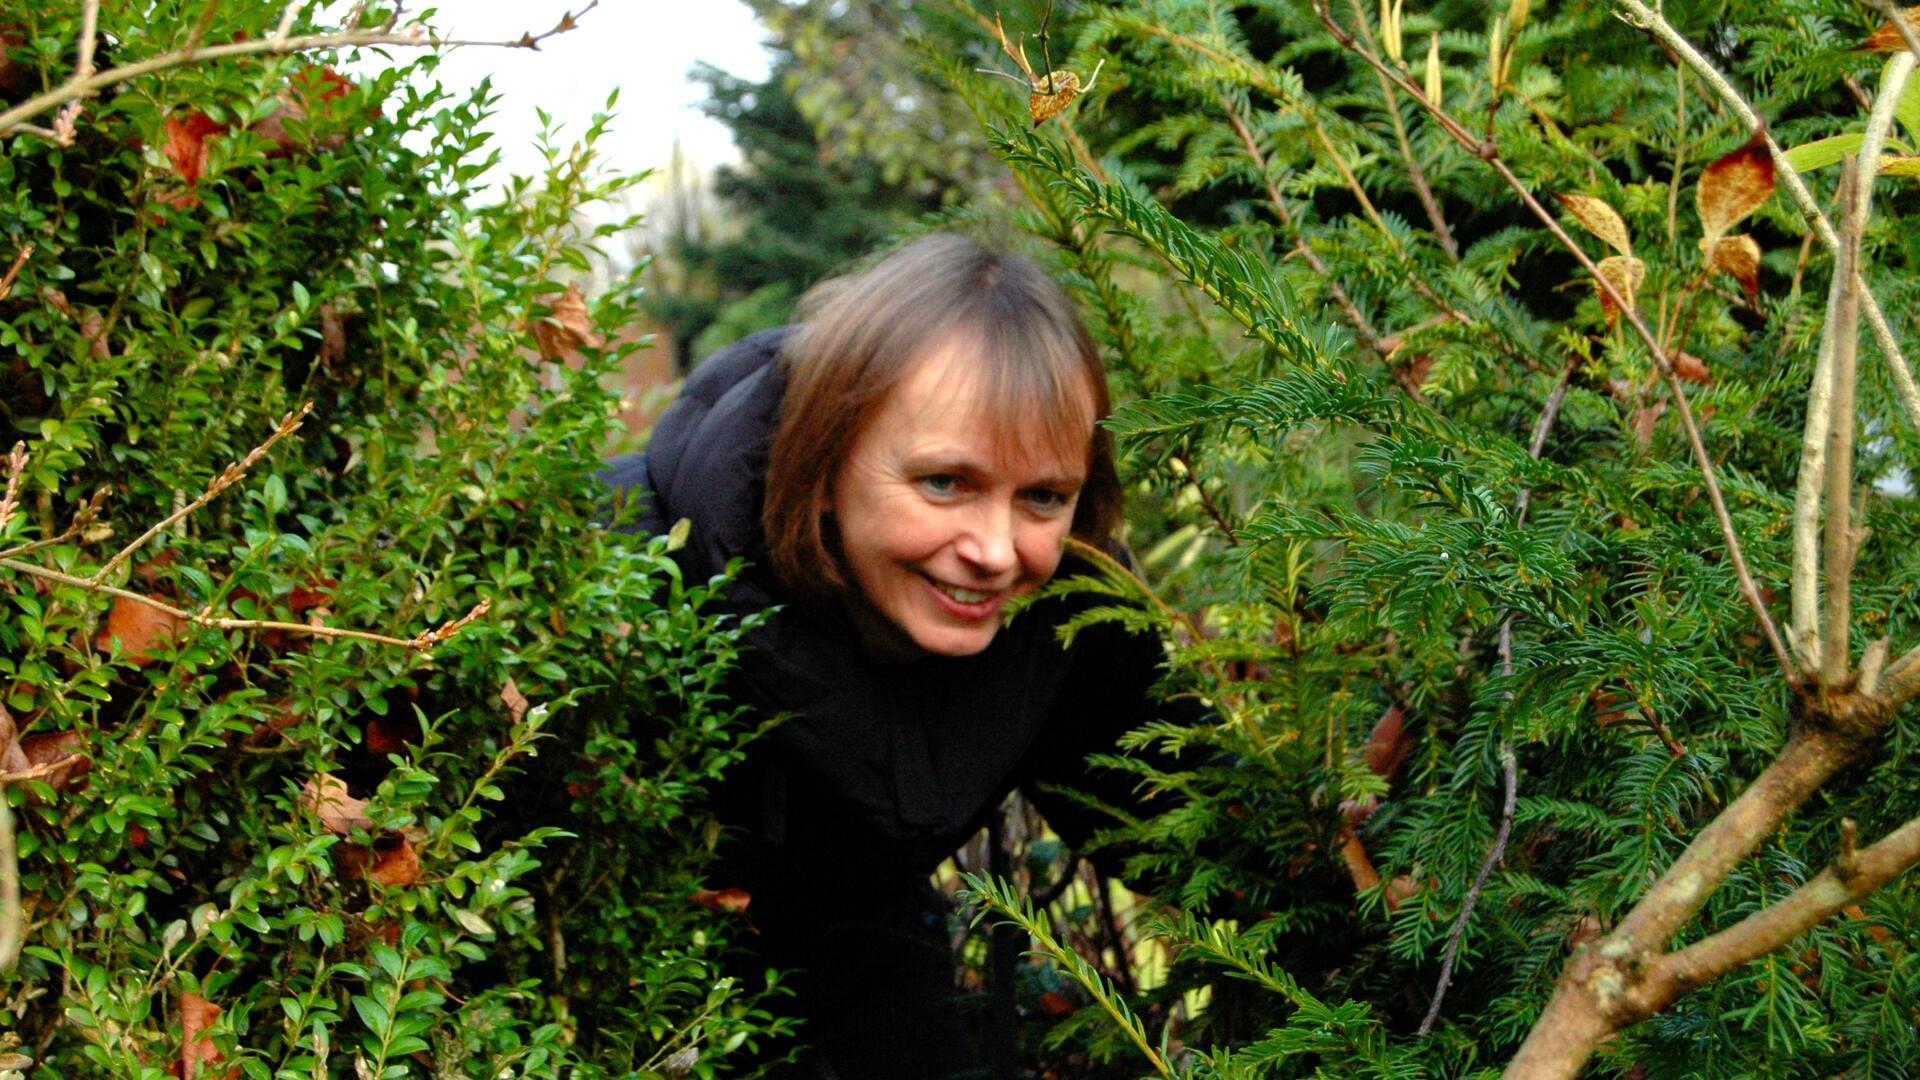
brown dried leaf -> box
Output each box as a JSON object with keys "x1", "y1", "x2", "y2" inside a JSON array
[
  {"x1": 1857, "y1": 7, "x2": 1920, "y2": 51},
  {"x1": 18, "y1": 731, "x2": 89, "y2": 791},
  {"x1": 1028, "y1": 69, "x2": 1082, "y2": 125},
  {"x1": 1671, "y1": 351, "x2": 1713, "y2": 385},
  {"x1": 0, "y1": 702, "x2": 29, "y2": 775},
  {"x1": 163, "y1": 111, "x2": 226, "y2": 188},
  {"x1": 1631, "y1": 400, "x2": 1668, "y2": 448},
  {"x1": 690, "y1": 886, "x2": 752, "y2": 913},
  {"x1": 500, "y1": 678, "x2": 529, "y2": 725},
  {"x1": 361, "y1": 837, "x2": 420, "y2": 888},
  {"x1": 530, "y1": 283, "x2": 603, "y2": 361},
  {"x1": 316, "y1": 303, "x2": 346, "y2": 372},
  {"x1": 179, "y1": 991, "x2": 230, "y2": 1080},
  {"x1": 1697, "y1": 134, "x2": 1775, "y2": 245},
  {"x1": 301, "y1": 773, "x2": 373, "y2": 835},
  {"x1": 1704, "y1": 233, "x2": 1762, "y2": 301},
  {"x1": 1558, "y1": 193, "x2": 1633, "y2": 257},
  {"x1": 95, "y1": 595, "x2": 185, "y2": 667},
  {"x1": 1593, "y1": 254, "x2": 1646, "y2": 325}
]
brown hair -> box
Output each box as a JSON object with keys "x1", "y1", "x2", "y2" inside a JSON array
[{"x1": 763, "y1": 232, "x2": 1121, "y2": 601}]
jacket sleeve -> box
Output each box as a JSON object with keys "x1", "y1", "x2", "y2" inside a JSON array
[{"x1": 1019, "y1": 615, "x2": 1209, "y2": 888}]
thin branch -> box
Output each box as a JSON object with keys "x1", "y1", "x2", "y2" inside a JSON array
[
  {"x1": 1314, "y1": 1, "x2": 1798, "y2": 684},
  {"x1": 1609, "y1": 0, "x2": 1920, "y2": 440},
  {"x1": 1419, "y1": 360, "x2": 1572, "y2": 1034},
  {"x1": 0, "y1": 799, "x2": 16, "y2": 972},
  {"x1": 0, "y1": 244, "x2": 31, "y2": 302},
  {"x1": 0, "y1": 486, "x2": 110, "y2": 562},
  {"x1": 0, "y1": 443, "x2": 25, "y2": 534},
  {"x1": 1222, "y1": 106, "x2": 1381, "y2": 352},
  {"x1": 1340, "y1": 0, "x2": 1458, "y2": 258},
  {"x1": 3, "y1": 557, "x2": 488, "y2": 651},
  {"x1": 1822, "y1": 160, "x2": 1864, "y2": 684},
  {"x1": 90, "y1": 404, "x2": 311, "y2": 586},
  {"x1": 0, "y1": 5, "x2": 596, "y2": 138}
]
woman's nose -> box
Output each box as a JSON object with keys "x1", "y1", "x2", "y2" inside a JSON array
[{"x1": 954, "y1": 500, "x2": 1017, "y2": 577}]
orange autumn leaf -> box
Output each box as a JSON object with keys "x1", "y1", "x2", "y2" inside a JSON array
[
  {"x1": 164, "y1": 111, "x2": 227, "y2": 188},
  {"x1": 1857, "y1": 7, "x2": 1920, "y2": 50},
  {"x1": 174, "y1": 992, "x2": 237, "y2": 1080},
  {"x1": 1697, "y1": 135, "x2": 1775, "y2": 246},
  {"x1": 690, "y1": 886, "x2": 752, "y2": 914},
  {"x1": 95, "y1": 595, "x2": 185, "y2": 667},
  {"x1": 1704, "y1": 233, "x2": 1762, "y2": 301},
  {"x1": 530, "y1": 283, "x2": 604, "y2": 360}
]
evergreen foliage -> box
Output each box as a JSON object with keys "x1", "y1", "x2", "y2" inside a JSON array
[{"x1": 0, "y1": 3, "x2": 787, "y2": 1075}]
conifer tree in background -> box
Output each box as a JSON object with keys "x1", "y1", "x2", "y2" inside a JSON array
[{"x1": 643, "y1": 49, "x2": 950, "y2": 366}]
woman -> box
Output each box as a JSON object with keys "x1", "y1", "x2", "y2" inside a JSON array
[{"x1": 606, "y1": 233, "x2": 1177, "y2": 1078}]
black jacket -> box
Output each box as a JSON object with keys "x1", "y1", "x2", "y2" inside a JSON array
[{"x1": 604, "y1": 328, "x2": 1175, "y2": 1073}]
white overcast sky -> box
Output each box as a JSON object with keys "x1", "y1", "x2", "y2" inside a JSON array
[{"x1": 387, "y1": 1, "x2": 772, "y2": 199}]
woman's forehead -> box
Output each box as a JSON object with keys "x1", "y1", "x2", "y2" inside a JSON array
[{"x1": 883, "y1": 342, "x2": 1094, "y2": 464}]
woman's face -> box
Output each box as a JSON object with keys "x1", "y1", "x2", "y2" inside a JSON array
[{"x1": 831, "y1": 338, "x2": 1091, "y2": 658}]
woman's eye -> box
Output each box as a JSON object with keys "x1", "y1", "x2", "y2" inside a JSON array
[{"x1": 1023, "y1": 488, "x2": 1073, "y2": 512}]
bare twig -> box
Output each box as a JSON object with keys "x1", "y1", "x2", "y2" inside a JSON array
[
  {"x1": 1314, "y1": 1, "x2": 1798, "y2": 684},
  {"x1": 0, "y1": 443, "x2": 25, "y2": 533},
  {"x1": 0, "y1": 245, "x2": 31, "y2": 303},
  {"x1": 1419, "y1": 361, "x2": 1573, "y2": 1033},
  {"x1": 3, "y1": 557, "x2": 487, "y2": 652},
  {"x1": 0, "y1": 486, "x2": 109, "y2": 562},
  {"x1": 1822, "y1": 159, "x2": 1865, "y2": 685},
  {"x1": 0, "y1": 799, "x2": 17, "y2": 972},
  {"x1": 91, "y1": 404, "x2": 312, "y2": 586},
  {"x1": 1609, "y1": 0, "x2": 1920, "y2": 440},
  {"x1": 0, "y1": 5, "x2": 597, "y2": 139},
  {"x1": 1223, "y1": 107, "x2": 1382, "y2": 353}
]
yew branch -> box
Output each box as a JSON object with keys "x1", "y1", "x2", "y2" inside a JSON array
[{"x1": 1313, "y1": 0, "x2": 1797, "y2": 684}]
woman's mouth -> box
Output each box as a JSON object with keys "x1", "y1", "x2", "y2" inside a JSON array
[{"x1": 919, "y1": 573, "x2": 1003, "y2": 615}]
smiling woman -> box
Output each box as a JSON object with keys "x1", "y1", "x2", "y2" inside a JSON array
[{"x1": 603, "y1": 232, "x2": 1186, "y2": 1079}]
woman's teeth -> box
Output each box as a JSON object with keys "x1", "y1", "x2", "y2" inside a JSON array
[{"x1": 929, "y1": 578, "x2": 994, "y2": 603}]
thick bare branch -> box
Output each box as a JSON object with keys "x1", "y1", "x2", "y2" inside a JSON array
[
  {"x1": 1822, "y1": 56, "x2": 1914, "y2": 684},
  {"x1": 1639, "y1": 813, "x2": 1920, "y2": 1011},
  {"x1": 1791, "y1": 239, "x2": 1847, "y2": 671}
]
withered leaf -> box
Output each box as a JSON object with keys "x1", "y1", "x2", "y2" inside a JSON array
[
  {"x1": 20, "y1": 731, "x2": 90, "y2": 792},
  {"x1": 1697, "y1": 135, "x2": 1775, "y2": 245},
  {"x1": 95, "y1": 596, "x2": 185, "y2": 667},
  {"x1": 1671, "y1": 351, "x2": 1713, "y2": 385},
  {"x1": 1558, "y1": 193, "x2": 1633, "y2": 257},
  {"x1": 1704, "y1": 233, "x2": 1762, "y2": 301},
  {"x1": 301, "y1": 773, "x2": 373, "y2": 835},
  {"x1": 1593, "y1": 254, "x2": 1646, "y2": 325},
  {"x1": 163, "y1": 111, "x2": 226, "y2": 188},
  {"x1": 1632, "y1": 400, "x2": 1668, "y2": 448},
  {"x1": 529, "y1": 283, "x2": 604, "y2": 360},
  {"x1": 0, "y1": 702, "x2": 29, "y2": 775},
  {"x1": 500, "y1": 678, "x2": 529, "y2": 725},
  {"x1": 1857, "y1": 7, "x2": 1920, "y2": 51},
  {"x1": 360, "y1": 836, "x2": 421, "y2": 888},
  {"x1": 1029, "y1": 69, "x2": 1082, "y2": 125},
  {"x1": 690, "y1": 886, "x2": 751, "y2": 914},
  {"x1": 179, "y1": 991, "x2": 237, "y2": 1080}
]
